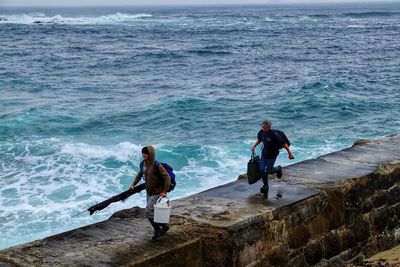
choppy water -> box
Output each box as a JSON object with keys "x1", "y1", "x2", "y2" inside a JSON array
[{"x1": 1, "y1": 2, "x2": 400, "y2": 249}]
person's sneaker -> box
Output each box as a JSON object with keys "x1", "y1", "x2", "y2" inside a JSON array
[
  {"x1": 260, "y1": 186, "x2": 269, "y2": 198},
  {"x1": 152, "y1": 230, "x2": 164, "y2": 240},
  {"x1": 161, "y1": 224, "x2": 169, "y2": 233},
  {"x1": 277, "y1": 166, "x2": 283, "y2": 179}
]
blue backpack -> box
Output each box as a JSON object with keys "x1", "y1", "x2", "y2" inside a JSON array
[{"x1": 140, "y1": 161, "x2": 176, "y2": 191}]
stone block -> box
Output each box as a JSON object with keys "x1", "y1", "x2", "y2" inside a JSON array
[
  {"x1": 378, "y1": 233, "x2": 397, "y2": 251},
  {"x1": 323, "y1": 188, "x2": 345, "y2": 229},
  {"x1": 304, "y1": 241, "x2": 323, "y2": 265},
  {"x1": 395, "y1": 202, "x2": 400, "y2": 217},
  {"x1": 371, "y1": 191, "x2": 389, "y2": 208},
  {"x1": 371, "y1": 208, "x2": 388, "y2": 232},
  {"x1": 388, "y1": 184, "x2": 400, "y2": 205},
  {"x1": 340, "y1": 229, "x2": 356, "y2": 251},
  {"x1": 361, "y1": 198, "x2": 373, "y2": 213},
  {"x1": 321, "y1": 232, "x2": 341, "y2": 259},
  {"x1": 261, "y1": 246, "x2": 289, "y2": 267},
  {"x1": 287, "y1": 225, "x2": 310, "y2": 249},
  {"x1": 388, "y1": 217, "x2": 398, "y2": 232},
  {"x1": 328, "y1": 254, "x2": 345, "y2": 267},
  {"x1": 305, "y1": 213, "x2": 330, "y2": 240},
  {"x1": 353, "y1": 216, "x2": 370, "y2": 242}
]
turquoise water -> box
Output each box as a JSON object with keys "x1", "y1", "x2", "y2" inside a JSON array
[{"x1": 1, "y1": 3, "x2": 400, "y2": 249}]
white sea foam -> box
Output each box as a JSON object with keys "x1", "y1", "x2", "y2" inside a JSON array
[
  {"x1": 61, "y1": 141, "x2": 142, "y2": 162},
  {"x1": 0, "y1": 12, "x2": 153, "y2": 25},
  {"x1": 264, "y1": 16, "x2": 275, "y2": 22},
  {"x1": 347, "y1": 24, "x2": 368, "y2": 28}
]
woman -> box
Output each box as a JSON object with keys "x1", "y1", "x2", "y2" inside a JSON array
[{"x1": 130, "y1": 146, "x2": 171, "y2": 240}]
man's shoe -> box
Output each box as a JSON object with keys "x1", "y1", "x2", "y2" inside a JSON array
[
  {"x1": 260, "y1": 186, "x2": 269, "y2": 199},
  {"x1": 161, "y1": 224, "x2": 169, "y2": 233},
  {"x1": 277, "y1": 166, "x2": 283, "y2": 179},
  {"x1": 152, "y1": 230, "x2": 164, "y2": 240}
]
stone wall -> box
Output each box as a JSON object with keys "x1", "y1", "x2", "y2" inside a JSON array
[
  {"x1": 171, "y1": 164, "x2": 400, "y2": 266},
  {"x1": 171, "y1": 136, "x2": 400, "y2": 266}
]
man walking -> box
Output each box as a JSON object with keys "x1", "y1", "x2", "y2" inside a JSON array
[
  {"x1": 251, "y1": 119, "x2": 294, "y2": 198},
  {"x1": 130, "y1": 146, "x2": 171, "y2": 240}
]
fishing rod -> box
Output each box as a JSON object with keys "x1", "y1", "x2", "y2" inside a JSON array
[{"x1": 71, "y1": 183, "x2": 146, "y2": 217}]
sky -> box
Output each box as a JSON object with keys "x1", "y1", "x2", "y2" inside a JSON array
[{"x1": 0, "y1": 0, "x2": 392, "y2": 7}]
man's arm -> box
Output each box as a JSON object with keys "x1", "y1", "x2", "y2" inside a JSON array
[
  {"x1": 158, "y1": 164, "x2": 171, "y2": 197},
  {"x1": 130, "y1": 172, "x2": 142, "y2": 190},
  {"x1": 251, "y1": 140, "x2": 261, "y2": 153},
  {"x1": 284, "y1": 143, "x2": 294, "y2": 160}
]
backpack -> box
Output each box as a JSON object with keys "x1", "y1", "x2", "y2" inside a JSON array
[
  {"x1": 272, "y1": 129, "x2": 290, "y2": 149},
  {"x1": 140, "y1": 161, "x2": 176, "y2": 192}
]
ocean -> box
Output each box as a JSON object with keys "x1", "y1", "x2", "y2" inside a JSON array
[{"x1": 1, "y1": 2, "x2": 399, "y2": 249}]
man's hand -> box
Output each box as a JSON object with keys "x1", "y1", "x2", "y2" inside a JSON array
[
  {"x1": 160, "y1": 192, "x2": 167, "y2": 197},
  {"x1": 129, "y1": 184, "x2": 135, "y2": 190},
  {"x1": 251, "y1": 146, "x2": 255, "y2": 153},
  {"x1": 288, "y1": 153, "x2": 294, "y2": 160}
]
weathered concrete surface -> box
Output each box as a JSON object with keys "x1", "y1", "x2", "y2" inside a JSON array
[
  {"x1": 1, "y1": 134, "x2": 399, "y2": 266},
  {"x1": 0, "y1": 208, "x2": 204, "y2": 267},
  {"x1": 284, "y1": 135, "x2": 400, "y2": 185}
]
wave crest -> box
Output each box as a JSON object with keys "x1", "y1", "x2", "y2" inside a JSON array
[{"x1": 0, "y1": 12, "x2": 153, "y2": 25}]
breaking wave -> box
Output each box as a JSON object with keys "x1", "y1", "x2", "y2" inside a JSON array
[{"x1": 0, "y1": 12, "x2": 153, "y2": 25}]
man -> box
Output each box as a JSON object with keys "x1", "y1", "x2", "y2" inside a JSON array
[
  {"x1": 130, "y1": 146, "x2": 171, "y2": 240},
  {"x1": 251, "y1": 119, "x2": 294, "y2": 198}
]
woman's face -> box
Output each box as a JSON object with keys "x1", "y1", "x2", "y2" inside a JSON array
[{"x1": 142, "y1": 153, "x2": 149, "y2": 161}]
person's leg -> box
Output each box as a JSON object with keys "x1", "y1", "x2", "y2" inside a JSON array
[
  {"x1": 259, "y1": 157, "x2": 269, "y2": 198},
  {"x1": 265, "y1": 157, "x2": 277, "y2": 174},
  {"x1": 265, "y1": 157, "x2": 282, "y2": 178},
  {"x1": 145, "y1": 194, "x2": 163, "y2": 239},
  {"x1": 159, "y1": 223, "x2": 169, "y2": 233},
  {"x1": 265, "y1": 158, "x2": 283, "y2": 197}
]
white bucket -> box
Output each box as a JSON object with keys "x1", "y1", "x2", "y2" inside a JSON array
[{"x1": 154, "y1": 196, "x2": 171, "y2": 224}]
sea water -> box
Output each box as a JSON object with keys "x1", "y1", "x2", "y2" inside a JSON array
[{"x1": 1, "y1": 3, "x2": 400, "y2": 249}]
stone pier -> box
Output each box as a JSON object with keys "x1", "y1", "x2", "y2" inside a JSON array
[{"x1": 1, "y1": 135, "x2": 399, "y2": 266}]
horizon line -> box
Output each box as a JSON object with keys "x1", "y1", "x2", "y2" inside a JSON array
[{"x1": 1, "y1": 0, "x2": 397, "y2": 8}]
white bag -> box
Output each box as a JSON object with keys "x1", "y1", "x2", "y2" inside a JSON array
[{"x1": 154, "y1": 196, "x2": 171, "y2": 223}]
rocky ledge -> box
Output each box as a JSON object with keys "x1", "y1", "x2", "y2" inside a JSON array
[{"x1": 1, "y1": 135, "x2": 399, "y2": 266}]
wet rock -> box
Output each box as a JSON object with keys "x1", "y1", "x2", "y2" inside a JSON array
[
  {"x1": 111, "y1": 206, "x2": 145, "y2": 219},
  {"x1": 353, "y1": 139, "x2": 371, "y2": 146}
]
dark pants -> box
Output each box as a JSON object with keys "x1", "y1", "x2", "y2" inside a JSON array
[{"x1": 259, "y1": 156, "x2": 278, "y2": 188}]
